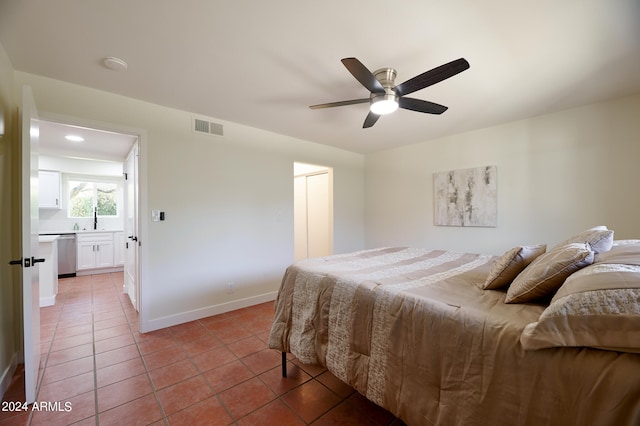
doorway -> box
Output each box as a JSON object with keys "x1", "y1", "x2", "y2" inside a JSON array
[
  {"x1": 37, "y1": 114, "x2": 142, "y2": 313},
  {"x1": 293, "y1": 162, "x2": 333, "y2": 261}
]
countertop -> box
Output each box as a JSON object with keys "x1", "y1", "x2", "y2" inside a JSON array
[
  {"x1": 39, "y1": 235, "x2": 60, "y2": 243},
  {"x1": 40, "y1": 230, "x2": 124, "y2": 235}
]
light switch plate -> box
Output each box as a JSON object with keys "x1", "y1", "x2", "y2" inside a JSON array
[{"x1": 151, "y1": 210, "x2": 160, "y2": 222}]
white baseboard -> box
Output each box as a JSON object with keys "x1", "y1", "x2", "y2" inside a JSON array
[
  {"x1": 40, "y1": 294, "x2": 56, "y2": 307},
  {"x1": 141, "y1": 291, "x2": 277, "y2": 333},
  {"x1": 0, "y1": 352, "x2": 18, "y2": 401},
  {"x1": 76, "y1": 266, "x2": 124, "y2": 276}
]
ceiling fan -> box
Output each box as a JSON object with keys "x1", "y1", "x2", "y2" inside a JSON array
[{"x1": 310, "y1": 57, "x2": 470, "y2": 128}]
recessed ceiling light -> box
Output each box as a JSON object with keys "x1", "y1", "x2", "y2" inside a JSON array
[
  {"x1": 103, "y1": 56, "x2": 128, "y2": 71},
  {"x1": 65, "y1": 135, "x2": 85, "y2": 142}
]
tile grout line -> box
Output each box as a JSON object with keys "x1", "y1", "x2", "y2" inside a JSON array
[
  {"x1": 111, "y1": 273, "x2": 170, "y2": 425},
  {"x1": 91, "y1": 274, "x2": 100, "y2": 426},
  {"x1": 28, "y1": 291, "x2": 65, "y2": 426}
]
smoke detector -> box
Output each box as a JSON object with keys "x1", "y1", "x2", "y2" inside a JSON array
[{"x1": 103, "y1": 57, "x2": 128, "y2": 71}]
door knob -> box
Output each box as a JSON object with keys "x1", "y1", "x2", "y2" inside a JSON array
[{"x1": 32, "y1": 257, "x2": 45, "y2": 264}]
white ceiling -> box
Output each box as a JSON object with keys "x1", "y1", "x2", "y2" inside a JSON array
[
  {"x1": 38, "y1": 120, "x2": 137, "y2": 162},
  {"x1": 1, "y1": 0, "x2": 639, "y2": 154}
]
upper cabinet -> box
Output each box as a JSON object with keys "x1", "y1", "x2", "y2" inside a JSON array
[{"x1": 39, "y1": 170, "x2": 61, "y2": 209}]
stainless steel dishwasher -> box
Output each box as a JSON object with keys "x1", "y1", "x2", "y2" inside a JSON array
[{"x1": 56, "y1": 233, "x2": 77, "y2": 278}]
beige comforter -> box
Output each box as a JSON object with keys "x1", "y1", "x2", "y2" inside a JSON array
[{"x1": 269, "y1": 247, "x2": 640, "y2": 425}]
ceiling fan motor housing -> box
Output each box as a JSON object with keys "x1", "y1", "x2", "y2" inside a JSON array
[{"x1": 370, "y1": 68, "x2": 399, "y2": 114}]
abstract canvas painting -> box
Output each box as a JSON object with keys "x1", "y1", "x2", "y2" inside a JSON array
[{"x1": 433, "y1": 165, "x2": 497, "y2": 227}]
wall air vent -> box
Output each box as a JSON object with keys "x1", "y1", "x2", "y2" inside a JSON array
[{"x1": 192, "y1": 117, "x2": 223, "y2": 136}]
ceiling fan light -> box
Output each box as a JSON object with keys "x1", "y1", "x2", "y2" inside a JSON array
[{"x1": 370, "y1": 95, "x2": 399, "y2": 115}]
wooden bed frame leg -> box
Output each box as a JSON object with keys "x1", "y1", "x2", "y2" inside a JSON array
[{"x1": 281, "y1": 352, "x2": 287, "y2": 378}]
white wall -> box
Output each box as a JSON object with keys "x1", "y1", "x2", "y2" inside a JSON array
[
  {"x1": 14, "y1": 71, "x2": 365, "y2": 331},
  {"x1": 365, "y1": 94, "x2": 640, "y2": 255}
]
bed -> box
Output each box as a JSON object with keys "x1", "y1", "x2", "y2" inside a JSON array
[{"x1": 268, "y1": 228, "x2": 640, "y2": 425}]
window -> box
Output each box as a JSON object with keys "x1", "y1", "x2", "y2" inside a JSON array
[{"x1": 68, "y1": 179, "x2": 119, "y2": 218}]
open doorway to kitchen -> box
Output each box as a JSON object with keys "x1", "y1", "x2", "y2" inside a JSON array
[
  {"x1": 293, "y1": 162, "x2": 334, "y2": 261},
  {"x1": 37, "y1": 115, "x2": 142, "y2": 314}
]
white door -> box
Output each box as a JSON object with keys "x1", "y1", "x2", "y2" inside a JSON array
[
  {"x1": 306, "y1": 172, "x2": 331, "y2": 258},
  {"x1": 293, "y1": 163, "x2": 333, "y2": 261},
  {"x1": 20, "y1": 86, "x2": 41, "y2": 403},
  {"x1": 124, "y1": 144, "x2": 139, "y2": 311}
]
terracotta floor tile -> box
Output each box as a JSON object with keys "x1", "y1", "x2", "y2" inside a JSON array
[
  {"x1": 255, "y1": 330, "x2": 271, "y2": 344},
  {"x1": 0, "y1": 410, "x2": 30, "y2": 425},
  {"x1": 237, "y1": 399, "x2": 304, "y2": 426},
  {"x1": 49, "y1": 332, "x2": 94, "y2": 352},
  {"x1": 30, "y1": 389, "x2": 96, "y2": 426},
  {"x1": 94, "y1": 344, "x2": 140, "y2": 369},
  {"x1": 53, "y1": 323, "x2": 93, "y2": 339},
  {"x1": 96, "y1": 357, "x2": 146, "y2": 388},
  {"x1": 136, "y1": 334, "x2": 178, "y2": 355},
  {"x1": 227, "y1": 335, "x2": 268, "y2": 359},
  {"x1": 258, "y1": 364, "x2": 311, "y2": 396},
  {"x1": 97, "y1": 374, "x2": 153, "y2": 413},
  {"x1": 93, "y1": 315, "x2": 128, "y2": 331},
  {"x1": 156, "y1": 375, "x2": 214, "y2": 415},
  {"x1": 94, "y1": 333, "x2": 135, "y2": 354},
  {"x1": 203, "y1": 318, "x2": 252, "y2": 338},
  {"x1": 93, "y1": 309, "x2": 127, "y2": 322},
  {"x1": 142, "y1": 345, "x2": 188, "y2": 371},
  {"x1": 280, "y1": 379, "x2": 341, "y2": 423},
  {"x1": 218, "y1": 377, "x2": 276, "y2": 420},
  {"x1": 98, "y1": 394, "x2": 163, "y2": 426},
  {"x1": 241, "y1": 349, "x2": 282, "y2": 375},
  {"x1": 171, "y1": 326, "x2": 213, "y2": 344},
  {"x1": 37, "y1": 371, "x2": 95, "y2": 403},
  {"x1": 10, "y1": 274, "x2": 405, "y2": 425},
  {"x1": 180, "y1": 335, "x2": 222, "y2": 357},
  {"x1": 133, "y1": 327, "x2": 172, "y2": 342},
  {"x1": 41, "y1": 356, "x2": 94, "y2": 385},
  {"x1": 93, "y1": 324, "x2": 131, "y2": 341},
  {"x1": 166, "y1": 396, "x2": 233, "y2": 426},
  {"x1": 239, "y1": 317, "x2": 274, "y2": 336},
  {"x1": 169, "y1": 320, "x2": 206, "y2": 335},
  {"x1": 316, "y1": 371, "x2": 355, "y2": 399},
  {"x1": 191, "y1": 346, "x2": 237, "y2": 373},
  {"x1": 202, "y1": 359, "x2": 255, "y2": 393},
  {"x1": 291, "y1": 359, "x2": 327, "y2": 377},
  {"x1": 40, "y1": 322, "x2": 57, "y2": 342},
  {"x1": 148, "y1": 359, "x2": 199, "y2": 390},
  {"x1": 46, "y1": 343, "x2": 94, "y2": 367}
]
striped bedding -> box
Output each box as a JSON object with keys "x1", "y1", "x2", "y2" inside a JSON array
[{"x1": 269, "y1": 247, "x2": 640, "y2": 425}]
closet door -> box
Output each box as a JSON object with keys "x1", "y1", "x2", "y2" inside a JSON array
[
  {"x1": 293, "y1": 175, "x2": 308, "y2": 261},
  {"x1": 305, "y1": 172, "x2": 331, "y2": 259}
]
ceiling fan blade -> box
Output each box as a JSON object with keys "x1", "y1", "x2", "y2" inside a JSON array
[
  {"x1": 399, "y1": 97, "x2": 448, "y2": 114},
  {"x1": 341, "y1": 58, "x2": 385, "y2": 94},
  {"x1": 394, "y1": 58, "x2": 470, "y2": 97},
  {"x1": 309, "y1": 98, "x2": 370, "y2": 109},
  {"x1": 363, "y1": 111, "x2": 380, "y2": 128}
]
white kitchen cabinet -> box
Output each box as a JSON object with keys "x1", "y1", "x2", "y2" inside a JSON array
[
  {"x1": 39, "y1": 170, "x2": 61, "y2": 209},
  {"x1": 76, "y1": 233, "x2": 115, "y2": 270}
]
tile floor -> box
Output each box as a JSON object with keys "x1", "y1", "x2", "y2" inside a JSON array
[{"x1": 1, "y1": 272, "x2": 404, "y2": 425}]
